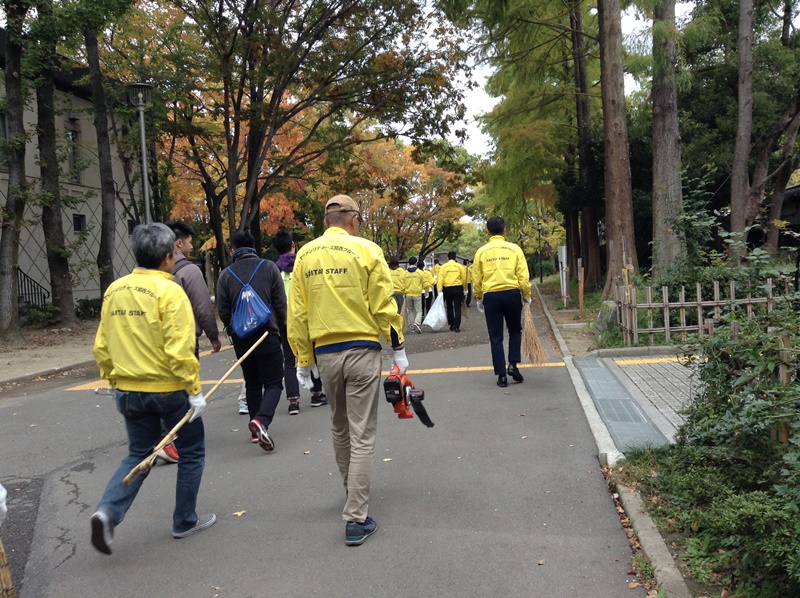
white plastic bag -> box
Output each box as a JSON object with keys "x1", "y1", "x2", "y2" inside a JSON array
[{"x1": 422, "y1": 293, "x2": 447, "y2": 331}]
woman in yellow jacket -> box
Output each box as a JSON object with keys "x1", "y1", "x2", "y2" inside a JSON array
[
  {"x1": 403, "y1": 256, "x2": 426, "y2": 333},
  {"x1": 472, "y1": 216, "x2": 531, "y2": 387}
]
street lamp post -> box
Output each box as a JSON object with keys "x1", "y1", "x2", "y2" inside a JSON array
[
  {"x1": 128, "y1": 83, "x2": 153, "y2": 224},
  {"x1": 537, "y1": 222, "x2": 543, "y2": 283}
]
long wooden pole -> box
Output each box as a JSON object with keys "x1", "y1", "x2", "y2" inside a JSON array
[{"x1": 122, "y1": 329, "x2": 270, "y2": 486}]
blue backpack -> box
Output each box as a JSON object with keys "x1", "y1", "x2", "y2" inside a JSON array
[{"x1": 228, "y1": 260, "x2": 272, "y2": 338}]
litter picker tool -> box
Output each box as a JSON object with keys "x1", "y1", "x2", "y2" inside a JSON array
[
  {"x1": 0, "y1": 536, "x2": 14, "y2": 598},
  {"x1": 122, "y1": 329, "x2": 270, "y2": 487},
  {"x1": 522, "y1": 301, "x2": 545, "y2": 365}
]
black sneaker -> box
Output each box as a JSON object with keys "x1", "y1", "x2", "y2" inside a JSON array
[
  {"x1": 497, "y1": 375, "x2": 508, "y2": 388},
  {"x1": 508, "y1": 363, "x2": 524, "y2": 383},
  {"x1": 90, "y1": 509, "x2": 114, "y2": 555},
  {"x1": 345, "y1": 516, "x2": 377, "y2": 546},
  {"x1": 310, "y1": 393, "x2": 328, "y2": 407},
  {"x1": 288, "y1": 400, "x2": 300, "y2": 415},
  {"x1": 173, "y1": 513, "x2": 217, "y2": 539}
]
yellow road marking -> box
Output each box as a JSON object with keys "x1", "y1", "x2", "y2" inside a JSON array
[
  {"x1": 67, "y1": 361, "x2": 565, "y2": 391},
  {"x1": 614, "y1": 356, "x2": 688, "y2": 365}
]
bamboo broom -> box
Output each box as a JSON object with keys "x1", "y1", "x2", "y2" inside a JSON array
[
  {"x1": 0, "y1": 536, "x2": 14, "y2": 598},
  {"x1": 122, "y1": 328, "x2": 270, "y2": 487},
  {"x1": 521, "y1": 303, "x2": 545, "y2": 365}
]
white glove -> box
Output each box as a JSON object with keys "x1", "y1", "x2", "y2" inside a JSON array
[
  {"x1": 463, "y1": 291, "x2": 468, "y2": 298},
  {"x1": 297, "y1": 364, "x2": 320, "y2": 390},
  {"x1": 524, "y1": 297, "x2": 532, "y2": 304},
  {"x1": 188, "y1": 392, "x2": 206, "y2": 422},
  {"x1": 0, "y1": 483, "x2": 7, "y2": 524},
  {"x1": 476, "y1": 299, "x2": 484, "y2": 313},
  {"x1": 393, "y1": 348, "x2": 409, "y2": 374},
  {"x1": 423, "y1": 292, "x2": 430, "y2": 299}
]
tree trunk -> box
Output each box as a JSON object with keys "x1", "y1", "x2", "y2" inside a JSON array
[
  {"x1": 729, "y1": 0, "x2": 755, "y2": 255},
  {"x1": 599, "y1": 0, "x2": 638, "y2": 297},
  {"x1": 36, "y1": 61, "x2": 78, "y2": 326},
  {"x1": 0, "y1": 1, "x2": 30, "y2": 343},
  {"x1": 566, "y1": 209, "x2": 580, "y2": 279},
  {"x1": 570, "y1": 1, "x2": 601, "y2": 288},
  {"x1": 651, "y1": 0, "x2": 685, "y2": 278},
  {"x1": 766, "y1": 112, "x2": 800, "y2": 251},
  {"x1": 85, "y1": 28, "x2": 118, "y2": 295},
  {"x1": 581, "y1": 207, "x2": 602, "y2": 288}
]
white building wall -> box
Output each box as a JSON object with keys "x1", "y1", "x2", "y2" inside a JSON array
[{"x1": 2, "y1": 81, "x2": 139, "y2": 302}]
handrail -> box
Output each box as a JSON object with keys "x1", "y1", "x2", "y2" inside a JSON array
[{"x1": 16, "y1": 267, "x2": 50, "y2": 309}]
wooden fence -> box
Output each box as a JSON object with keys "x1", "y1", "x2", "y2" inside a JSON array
[{"x1": 613, "y1": 278, "x2": 794, "y2": 346}]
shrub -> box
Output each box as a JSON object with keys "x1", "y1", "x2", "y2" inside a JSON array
[{"x1": 76, "y1": 297, "x2": 103, "y2": 319}]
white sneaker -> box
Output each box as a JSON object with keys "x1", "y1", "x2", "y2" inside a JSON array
[{"x1": 238, "y1": 400, "x2": 248, "y2": 415}]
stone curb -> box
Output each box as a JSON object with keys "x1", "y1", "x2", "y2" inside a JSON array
[
  {"x1": 0, "y1": 361, "x2": 97, "y2": 389},
  {"x1": 616, "y1": 484, "x2": 693, "y2": 598},
  {"x1": 536, "y1": 284, "x2": 694, "y2": 597},
  {"x1": 534, "y1": 284, "x2": 623, "y2": 466}
]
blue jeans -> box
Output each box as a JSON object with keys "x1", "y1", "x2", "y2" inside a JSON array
[
  {"x1": 483, "y1": 289, "x2": 523, "y2": 376},
  {"x1": 96, "y1": 390, "x2": 206, "y2": 534}
]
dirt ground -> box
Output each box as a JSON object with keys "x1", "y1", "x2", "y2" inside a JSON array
[{"x1": 535, "y1": 285, "x2": 598, "y2": 357}]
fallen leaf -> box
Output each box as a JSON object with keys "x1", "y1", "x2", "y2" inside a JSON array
[
  {"x1": 383, "y1": 458, "x2": 392, "y2": 462},
  {"x1": 232, "y1": 510, "x2": 246, "y2": 517},
  {"x1": 628, "y1": 582, "x2": 642, "y2": 589},
  {"x1": 211, "y1": 586, "x2": 221, "y2": 591},
  {"x1": 538, "y1": 559, "x2": 546, "y2": 565},
  {"x1": 521, "y1": 435, "x2": 528, "y2": 439},
  {"x1": 304, "y1": 451, "x2": 311, "y2": 455},
  {"x1": 519, "y1": 413, "x2": 525, "y2": 416}
]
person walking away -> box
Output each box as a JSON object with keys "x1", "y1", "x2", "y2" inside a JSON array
[
  {"x1": 273, "y1": 229, "x2": 327, "y2": 415},
  {"x1": 403, "y1": 257, "x2": 425, "y2": 333},
  {"x1": 472, "y1": 216, "x2": 532, "y2": 387},
  {"x1": 90, "y1": 223, "x2": 214, "y2": 555},
  {"x1": 437, "y1": 251, "x2": 467, "y2": 333},
  {"x1": 420, "y1": 262, "x2": 434, "y2": 316},
  {"x1": 216, "y1": 232, "x2": 286, "y2": 451},
  {"x1": 156, "y1": 221, "x2": 222, "y2": 464},
  {"x1": 465, "y1": 259, "x2": 473, "y2": 307},
  {"x1": 432, "y1": 259, "x2": 441, "y2": 300},
  {"x1": 288, "y1": 194, "x2": 409, "y2": 546},
  {"x1": 388, "y1": 256, "x2": 406, "y2": 314}
]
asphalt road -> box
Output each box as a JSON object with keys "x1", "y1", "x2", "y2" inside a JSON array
[{"x1": 0, "y1": 303, "x2": 645, "y2": 597}]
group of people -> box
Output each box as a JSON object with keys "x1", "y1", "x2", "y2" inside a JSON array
[
  {"x1": 88, "y1": 197, "x2": 530, "y2": 555},
  {"x1": 389, "y1": 252, "x2": 476, "y2": 334}
]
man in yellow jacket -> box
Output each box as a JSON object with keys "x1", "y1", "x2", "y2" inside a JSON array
[
  {"x1": 388, "y1": 256, "x2": 406, "y2": 314},
  {"x1": 437, "y1": 251, "x2": 467, "y2": 332},
  {"x1": 90, "y1": 223, "x2": 214, "y2": 555},
  {"x1": 473, "y1": 216, "x2": 531, "y2": 387},
  {"x1": 403, "y1": 256, "x2": 426, "y2": 333},
  {"x1": 288, "y1": 194, "x2": 409, "y2": 546}
]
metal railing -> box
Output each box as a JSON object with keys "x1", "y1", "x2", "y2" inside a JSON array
[{"x1": 17, "y1": 267, "x2": 50, "y2": 310}]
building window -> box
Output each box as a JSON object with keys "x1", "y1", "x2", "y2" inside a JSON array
[
  {"x1": 73, "y1": 214, "x2": 87, "y2": 234},
  {"x1": 66, "y1": 118, "x2": 81, "y2": 184}
]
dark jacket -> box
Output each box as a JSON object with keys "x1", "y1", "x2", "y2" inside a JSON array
[
  {"x1": 216, "y1": 250, "x2": 286, "y2": 339},
  {"x1": 173, "y1": 250, "x2": 220, "y2": 344}
]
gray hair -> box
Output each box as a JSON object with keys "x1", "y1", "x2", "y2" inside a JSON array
[{"x1": 132, "y1": 223, "x2": 176, "y2": 269}]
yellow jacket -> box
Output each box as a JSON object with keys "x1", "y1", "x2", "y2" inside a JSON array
[
  {"x1": 467, "y1": 264, "x2": 473, "y2": 284},
  {"x1": 432, "y1": 263, "x2": 441, "y2": 283},
  {"x1": 404, "y1": 267, "x2": 426, "y2": 296},
  {"x1": 288, "y1": 227, "x2": 404, "y2": 367},
  {"x1": 437, "y1": 259, "x2": 467, "y2": 292},
  {"x1": 421, "y1": 269, "x2": 434, "y2": 293},
  {"x1": 93, "y1": 268, "x2": 201, "y2": 395},
  {"x1": 390, "y1": 267, "x2": 406, "y2": 293},
  {"x1": 472, "y1": 235, "x2": 531, "y2": 301}
]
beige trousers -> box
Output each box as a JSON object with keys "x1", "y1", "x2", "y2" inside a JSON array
[{"x1": 316, "y1": 346, "x2": 381, "y2": 523}]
